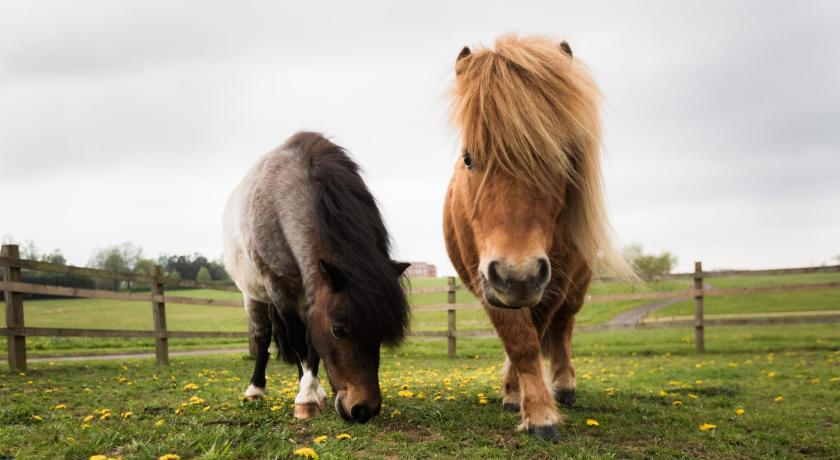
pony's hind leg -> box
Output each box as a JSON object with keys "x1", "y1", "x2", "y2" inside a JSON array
[
  {"x1": 501, "y1": 356, "x2": 521, "y2": 412},
  {"x1": 547, "y1": 272, "x2": 589, "y2": 407},
  {"x1": 487, "y1": 307, "x2": 562, "y2": 442},
  {"x1": 244, "y1": 297, "x2": 272, "y2": 401},
  {"x1": 546, "y1": 311, "x2": 576, "y2": 406}
]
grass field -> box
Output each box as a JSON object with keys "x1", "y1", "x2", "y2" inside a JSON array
[
  {"x1": 1, "y1": 324, "x2": 838, "y2": 459},
  {"x1": 3, "y1": 272, "x2": 839, "y2": 358}
]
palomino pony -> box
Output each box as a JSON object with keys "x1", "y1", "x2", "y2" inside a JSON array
[
  {"x1": 443, "y1": 35, "x2": 633, "y2": 441},
  {"x1": 223, "y1": 132, "x2": 410, "y2": 423}
]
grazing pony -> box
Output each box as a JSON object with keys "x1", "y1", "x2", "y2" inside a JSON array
[
  {"x1": 443, "y1": 35, "x2": 633, "y2": 441},
  {"x1": 223, "y1": 132, "x2": 410, "y2": 423}
]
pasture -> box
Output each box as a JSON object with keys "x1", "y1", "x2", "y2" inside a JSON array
[
  {"x1": 2, "y1": 273, "x2": 839, "y2": 458},
  {"x1": 1, "y1": 325, "x2": 838, "y2": 459}
]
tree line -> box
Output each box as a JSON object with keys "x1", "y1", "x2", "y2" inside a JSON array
[{"x1": 1, "y1": 237, "x2": 231, "y2": 298}]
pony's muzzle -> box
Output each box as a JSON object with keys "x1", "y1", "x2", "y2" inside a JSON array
[
  {"x1": 335, "y1": 391, "x2": 381, "y2": 424},
  {"x1": 482, "y1": 257, "x2": 550, "y2": 308}
]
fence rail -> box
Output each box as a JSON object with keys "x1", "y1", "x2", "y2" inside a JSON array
[{"x1": 2, "y1": 242, "x2": 839, "y2": 369}]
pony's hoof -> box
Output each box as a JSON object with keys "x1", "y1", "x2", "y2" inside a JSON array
[
  {"x1": 528, "y1": 424, "x2": 562, "y2": 442},
  {"x1": 502, "y1": 403, "x2": 520, "y2": 413},
  {"x1": 554, "y1": 388, "x2": 576, "y2": 407},
  {"x1": 294, "y1": 402, "x2": 321, "y2": 420},
  {"x1": 244, "y1": 384, "x2": 265, "y2": 401},
  {"x1": 317, "y1": 396, "x2": 328, "y2": 410}
]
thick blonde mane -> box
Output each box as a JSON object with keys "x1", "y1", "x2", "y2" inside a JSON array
[{"x1": 451, "y1": 34, "x2": 633, "y2": 279}]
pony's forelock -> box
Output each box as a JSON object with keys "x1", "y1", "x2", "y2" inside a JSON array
[{"x1": 450, "y1": 34, "x2": 635, "y2": 280}]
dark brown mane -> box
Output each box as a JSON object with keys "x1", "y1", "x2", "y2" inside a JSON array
[{"x1": 284, "y1": 132, "x2": 410, "y2": 346}]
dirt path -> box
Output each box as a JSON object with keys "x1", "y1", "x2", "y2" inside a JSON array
[
  {"x1": 606, "y1": 297, "x2": 688, "y2": 326},
  {"x1": 28, "y1": 347, "x2": 248, "y2": 363}
]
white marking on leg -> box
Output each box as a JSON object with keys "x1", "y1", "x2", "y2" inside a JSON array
[
  {"x1": 245, "y1": 384, "x2": 264, "y2": 399},
  {"x1": 295, "y1": 364, "x2": 327, "y2": 407}
]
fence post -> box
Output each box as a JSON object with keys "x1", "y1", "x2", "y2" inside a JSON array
[
  {"x1": 694, "y1": 261, "x2": 704, "y2": 352},
  {"x1": 447, "y1": 276, "x2": 456, "y2": 358},
  {"x1": 151, "y1": 265, "x2": 169, "y2": 365},
  {"x1": 2, "y1": 244, "x2": 27, "y2": 371}
]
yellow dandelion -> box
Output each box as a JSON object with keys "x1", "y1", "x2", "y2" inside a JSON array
[
  {"x1": 735, "y1": 408, "x2": 745, "y2": 415},
  {"x1": 336, "y1": 433, "x2": 352, "y2": 440},
  {"x1": 446, "y1": 396, "x2": 456, "y2": 401},
  {"x1": 270, "y1": 404, "x2": 283, "y2": 412},
  {"x1": 390, "y1": 409, "x2": 401, "y2": 418},
  {"x1": 672, "y1": 400, "x2": 683, "y2": 406},
  {"x1": 585, "y1": 418, "x2": 600, "y2": 426},
  {"x1": 810, "y1": 379, "x2": 820, "y2": 384},
  {"x1": 155, "y1": 419, "x2": 166, "y2": 427},
  {"x1": 158, "y1": 455, "x2": 180, "y2": 460},
  {"x1": 478, "y1": 398, "x2": 489, "y2": 405},
  {"x1": 292, "y1": 447, "x2": 319, "y2": 459},
  {"x1": 658, "y1": 390, "x2": 668, "y2": 397},
  {"x1": 100, "y1": 413, "x2": 111, "y2": 421},
  {"x1": 433, "y1": 395, "x2": 442, "y2": 401},
  {"x1": 90, "y1": 456, "x2": 108, "y2": 460},
  {"x1": 122, "y1": 411, "x2": 133, "y2": 419},
  {"x1": 774, "y1": 396, "x2": 784, "y2": 402},
  {"x1": 313, "y1": 435, "x2": 328, "y2": 444},
  {"x1": 397, "y1": 390, "x2": 414, "y2": 398},
  {"x1": 32, "y1": 415, "x2": 44, "y2": 422},
  {"x1": 81, "y1": 423, "x2": 90, "y2": 430},
  {"x1": 202, "y1": 405, "x2": 212, "y2": 412},
  {"x1": 698, "y1": 423, "x2": 716, "y2": 431},
  {"x1": 767, "y1": 371, "x2": 776, "y2": 378},
  {"x1": 182, "y1": 383, "x2": 199, "y2": 391}
]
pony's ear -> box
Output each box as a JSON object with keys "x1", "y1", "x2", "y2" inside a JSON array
[
  {"x1": 391, "y1": 261, "x2": 411, "y2": 277},
  {"x1": 559, "y1": 41, "x2": 573, "y2": 58},
  {"x1": 455, "y1": 46, "x2": 471, "y2": 75},
  {"x1": 319, "y1": 259, "x2": 345, "y2": 292}
]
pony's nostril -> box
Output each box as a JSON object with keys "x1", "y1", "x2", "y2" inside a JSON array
[
  {"x1": 487, "y1": 261, "x2": 507, "y2": 291},
  {"x1": 536, "y1": 257, "x2": 550, "y2": 285},
  {"x1": 350, "y1": 404, "x2": 374, "y2": 424}
]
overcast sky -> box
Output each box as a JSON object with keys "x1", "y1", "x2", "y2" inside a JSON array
[{"x1": 2, "y1": 1, "x2": 839, "y2": 274}]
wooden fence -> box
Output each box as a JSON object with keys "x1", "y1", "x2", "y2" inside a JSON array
[{"x1": 2, "y1": 243, "x2": 840, "y2": 370}]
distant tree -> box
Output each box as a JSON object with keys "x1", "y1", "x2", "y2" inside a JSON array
[
  {"x1": 196, "y1": 266, "x2": 212, "y2": 282},
  {"x1": 207, "y1": 257, "x2": 231, "y2": 282},
  {"x1": 624, "y1": 243, "x2": 678, "y2": 281},
  {"x1": 168, "y1": 269, "x2": 182, "y2": 280},
  {"x1": 89, "y1": 243, "x2": 144, "y2": 290},
  {"x1": 833, "y1": 254, "x2": 840, "y2": 264},
  {"x1": 133, "y1": 258, "x2": 156, "y2": 276},
  {"x1": 42, "y1": 249, "x2": 66, "y2": 265}
]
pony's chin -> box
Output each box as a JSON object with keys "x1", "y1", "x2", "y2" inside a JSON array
[{"x1": 484, "y1": 292, "x2": 540, "y2": 309}]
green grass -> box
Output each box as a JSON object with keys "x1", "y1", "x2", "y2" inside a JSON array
[
  {"x1": 1, "y1": 324, "x2": 838, "y2": 459},
  {"x1": 652, "y1": 290, "x2": 840, "y2": 318}
]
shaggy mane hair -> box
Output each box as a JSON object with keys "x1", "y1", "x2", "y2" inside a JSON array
[
  {"x1": 285, "y1": 132, "x2": 410, "y2": 346},
  {"x1": 450, "y1": 34, "x2": 633, "y2": 279}
]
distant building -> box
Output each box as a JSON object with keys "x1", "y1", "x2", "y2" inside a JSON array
[{"x1": 406, "y1": 261, "x2": 437, "y2": 278}]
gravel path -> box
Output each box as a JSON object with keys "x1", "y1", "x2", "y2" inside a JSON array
[{"x1": 605, "y1": 297, "x2": 689, "y2": 326}]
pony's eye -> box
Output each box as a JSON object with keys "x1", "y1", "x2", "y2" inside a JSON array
[
  {"x1": 463, "y1": 151, "x2": 474, "y2": 170},
  {"x1": 331, "y1": 325, "x2": 350, "y2": 340}
]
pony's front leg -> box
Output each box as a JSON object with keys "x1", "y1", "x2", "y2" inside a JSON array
[
  {"x1": 487, "y1": 307, "x2": 562, "y2": 442},
  {"x1": 293, "y1": 348, "x2": 329, "y2": 419},
  {"x1": 244, "y1": 298, "x2": 271, "y2": 401}
]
